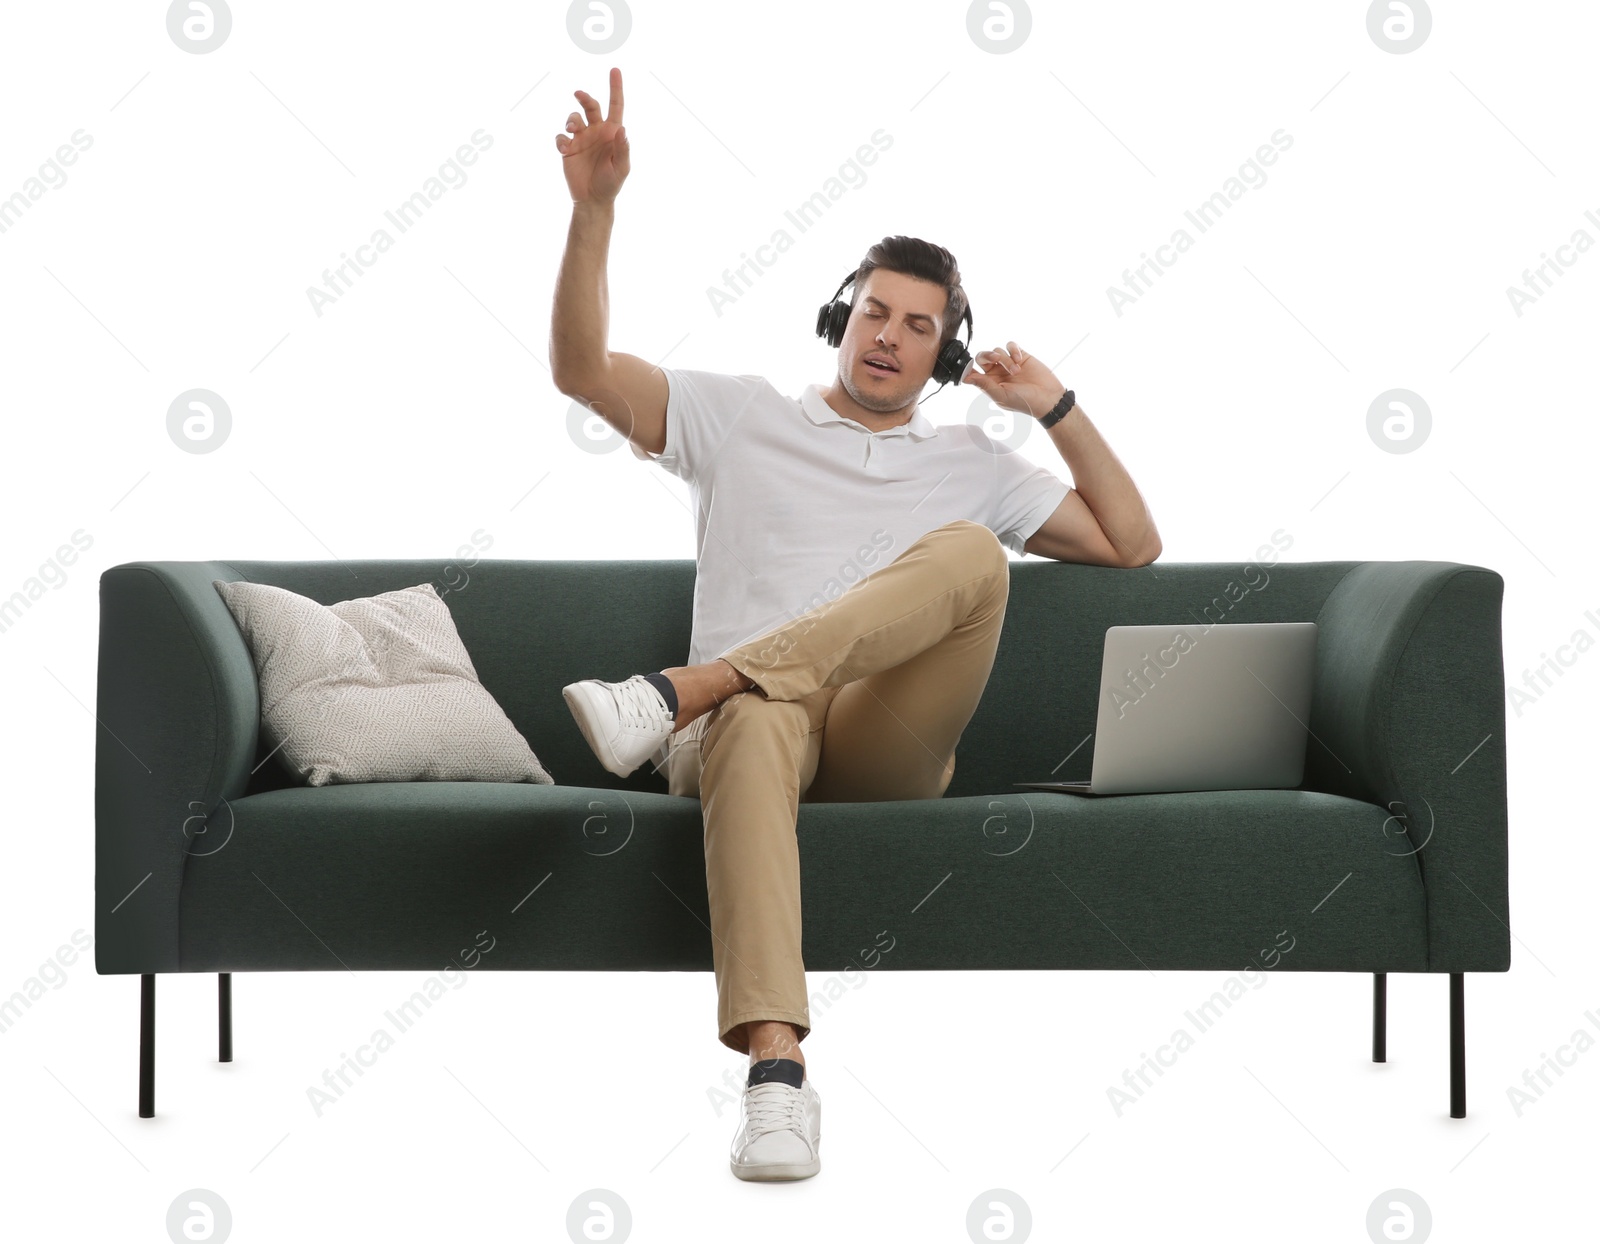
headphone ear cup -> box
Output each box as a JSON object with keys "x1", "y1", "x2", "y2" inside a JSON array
[
  {"x1": 826, "y1": 301, "x2": 850, "y2": 348},
  {"x1": 816, "y1": 301, "x2": 839, "y2": 344},
  {"x1": 935, "y1": 339, "x2": 971, "y2": 385}
]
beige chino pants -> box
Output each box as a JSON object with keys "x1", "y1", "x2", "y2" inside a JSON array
[{"x1": 660, "y1": 519, "x2": 1011, "y2": 1054}]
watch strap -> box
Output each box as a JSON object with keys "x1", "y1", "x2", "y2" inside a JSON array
[{"x1": 1039, "y1": 388, "x2": 1076, "y2": 429}]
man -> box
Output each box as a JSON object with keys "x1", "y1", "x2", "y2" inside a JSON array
[{"x1": 549, "y1": 68, "x2": 1161, "y2": 1182}]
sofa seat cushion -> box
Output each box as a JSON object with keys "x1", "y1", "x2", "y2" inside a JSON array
[
  {"x1": 180, "y1": 781, "x2": 704, "y2": 971},
  {"x1": 794, "y1": 788, "x2": 1428, "y2": 973},
  {"x1": 178, "y1": 785, "x2": 1426, "y2": 973}
]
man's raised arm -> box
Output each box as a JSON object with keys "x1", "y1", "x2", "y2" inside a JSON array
[{"x1": 548, "y1": 66, "x2": 668, "y2": 458}]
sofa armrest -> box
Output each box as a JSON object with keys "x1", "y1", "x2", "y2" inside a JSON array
[
  {"x1": 95, "y1": 563, "x2": 259, "y2": 974},
  {"x1": 1306, "y1": 561, "x2": 1510, "y2": 971}
]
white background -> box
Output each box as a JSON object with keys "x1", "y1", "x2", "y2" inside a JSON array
[{"x1": 1, "y1": 0, "x2": 1595, "y2": 1240}]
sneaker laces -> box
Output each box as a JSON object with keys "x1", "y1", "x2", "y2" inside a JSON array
[
  {"x1": 614, "y1": 676, "x2": 670, "y2": 729},
  {"x1": 740, "y1": 1082, "x2": 808, "y2": 1144}
]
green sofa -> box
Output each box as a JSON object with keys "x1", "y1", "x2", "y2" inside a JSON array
[{"x1": 95, "y1": 556, "x2": 1510, "y2": 1120}]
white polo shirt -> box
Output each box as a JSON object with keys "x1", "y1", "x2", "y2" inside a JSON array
[{"x1": 634, "y1": 367, "x2": 1071, "y2": 667}]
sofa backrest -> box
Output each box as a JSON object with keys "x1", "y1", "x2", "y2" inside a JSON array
[{"x1": 199, "y1": 555, "x2": 1367, "y2": 800}]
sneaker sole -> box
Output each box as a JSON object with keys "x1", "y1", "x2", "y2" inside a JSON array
[
  {"x1": 561, "y1": 682, "x2": 638, "y2": 778},
  {"x1": 730, "y1": 1155, "x2": 821, "y2": 1181}
]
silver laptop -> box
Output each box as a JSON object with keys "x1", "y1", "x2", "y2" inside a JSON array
[{"x1": 1014, "y1": 622, "x2": 1318, "y2": 796}]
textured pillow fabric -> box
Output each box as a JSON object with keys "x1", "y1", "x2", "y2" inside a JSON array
[{"x1": 212, "y1": 579, "x2": 554, "y2": 786}]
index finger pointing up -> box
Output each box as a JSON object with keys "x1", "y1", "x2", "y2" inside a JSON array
[{"x1": 607, "y1": 66, "x2": 624, "y2": 125}]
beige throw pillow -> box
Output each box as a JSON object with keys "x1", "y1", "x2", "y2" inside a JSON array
[{"x1": 212, "y1": 579, "x2": 554, "y2": 786}]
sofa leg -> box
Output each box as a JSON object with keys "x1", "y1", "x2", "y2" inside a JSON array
[
  {"x1": 139, "y1": 974, "x2": 155, "y2": 1119},
  {"x1": 1372, "y1": 973, "x2": 1386, "y2": 1063},
  {"x1": 1450, "y1": 973, "x2": 1466, "y2": 1119},
  {"x1": 219, "y1": 973, "x2": 232, "y2": 1063}
]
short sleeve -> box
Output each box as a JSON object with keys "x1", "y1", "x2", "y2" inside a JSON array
[
  {"x1": 987, "y1": 447, "x2": 1071, "y2": 555},
  {"x1": 631, "y1": 367, "x2": 769, "y2": 484}
]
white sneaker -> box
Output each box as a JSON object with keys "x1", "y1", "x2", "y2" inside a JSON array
[
  {"x1": 562, "y1": 674, "x2": 677, "y2": 778},
  {"x1": 729, "y1": 1076, "x2": 822, "y2": 1181}
]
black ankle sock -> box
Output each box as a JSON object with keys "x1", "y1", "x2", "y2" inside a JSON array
[
  {"x1": 748, "y1": 1057, "x2": 805, "y2": 1089},
  {"x1": 642, "y1": 671, "x2": 678, "y2": 718}
]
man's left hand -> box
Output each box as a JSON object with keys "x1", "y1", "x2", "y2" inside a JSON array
[{"x1": 960, "y1": 342, "x2": 1066, "y2": 421}]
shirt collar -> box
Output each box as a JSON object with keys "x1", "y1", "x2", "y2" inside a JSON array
[{"x1": 800, "y1": 384, "x2": 938, "y2": 441}]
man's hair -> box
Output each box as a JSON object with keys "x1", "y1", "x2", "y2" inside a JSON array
[{"x1": 852, "y1": 235, "x2": 969, "y2": 350}]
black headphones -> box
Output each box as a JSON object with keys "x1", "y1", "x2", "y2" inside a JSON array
[{"x1": 815, "y1": 269, "x2": 974, "y2": 391}]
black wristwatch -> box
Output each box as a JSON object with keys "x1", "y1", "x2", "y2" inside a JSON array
[{"x1": 1038, "y1": 388, "x2": 1076, "y2": 429}]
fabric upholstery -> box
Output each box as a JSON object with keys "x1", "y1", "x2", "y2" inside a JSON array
[
  {"x1": 177, "y1": 783, "x2": 1425, "y2": 973},
  {"x1": 93, "y1": 556, "x2": 1509, "y2": 981}
]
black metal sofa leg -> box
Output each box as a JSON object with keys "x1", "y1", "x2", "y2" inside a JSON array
[
  {"x1": 1372, "y1": 973, "x2": 1386, "y2": 1062},
  {"x1": 220, "y1": 973, "x2": 232, "y2": 1063},
  {"x1": 139, "y1": 974, "x2": 155, "y2": 1118},
  {"x1": 1450, "y1": 973, "x2": 1466, "y2": 1119},
  {"x1": 1372, "y1": 971, "x2": 1465, "y2": 1118},
  {"x1": 139, "y1": 973, "x2": 233, "y2": 1117}
]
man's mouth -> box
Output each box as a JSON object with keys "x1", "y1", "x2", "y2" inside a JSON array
[{"x1": 864, "y1": 355, "x2": 899, "y2": 373}]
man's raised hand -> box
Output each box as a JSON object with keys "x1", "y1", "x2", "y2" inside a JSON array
[
  {"x1": 555, "y1": 66, "x2": 629, "y2": 204},
  {"x1": 962, "y1": 342, "x2": 1067, "y2": 421}
]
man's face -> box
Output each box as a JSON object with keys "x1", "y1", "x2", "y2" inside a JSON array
[{"x1": 837, "y1": 269, "x2": 949, "y2": 413}]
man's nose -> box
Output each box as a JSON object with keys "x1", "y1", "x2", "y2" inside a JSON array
[{"x1": 878, "y1": 324, "x2": 923, "y2": 363}]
